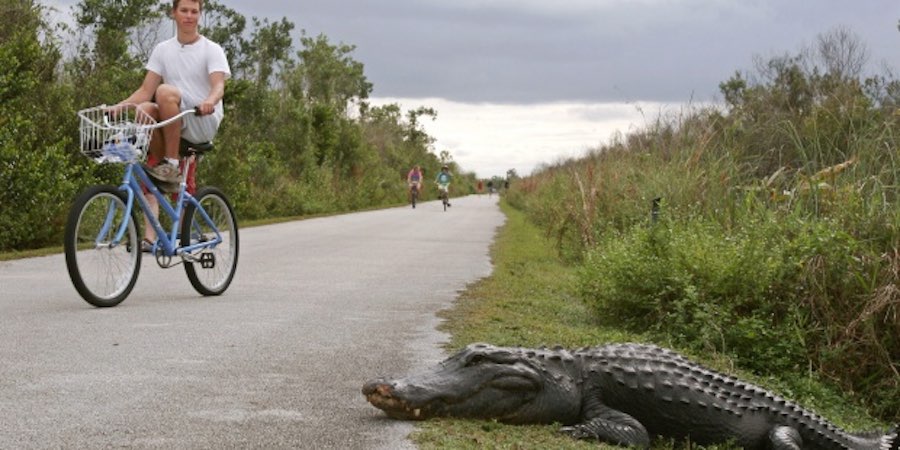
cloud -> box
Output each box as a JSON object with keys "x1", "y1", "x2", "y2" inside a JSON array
[
  {"x1": 372, "y1": 97, "x2": 666, "y2": 178},
  {"x1": 273, "y1": 0, "x2": 897, "y2": 105}
]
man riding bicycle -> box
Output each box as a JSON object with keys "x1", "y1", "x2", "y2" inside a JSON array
[
  {"x1": 115, "y1": 0, "x2": 230, "y2": 251},
  {"x1": 436, "y1": 165, "x2": 453, "y2": 207}
]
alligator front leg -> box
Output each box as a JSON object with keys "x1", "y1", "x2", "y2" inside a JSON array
[
  {"x1": 769, "y1": 425, "x2": 802, "y2": 450},
  {"x1": 559, "y1": 403, "x2": 650, "y2": 448}
]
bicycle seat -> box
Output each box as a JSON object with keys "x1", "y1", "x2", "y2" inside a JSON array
[{"x1": 179, "y1": 138, "x2": 214, "y2": 157}]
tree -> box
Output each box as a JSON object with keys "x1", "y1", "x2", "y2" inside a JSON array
[
  {"x1": 815, "y1": 26, "x2": 868, "y2": 81},
  {"x1": 719, "y1": 71, "x2": 747, "y2": 110},
  {"x1": 245, "y1": 16, "x2": 294, "y2": 87},
  {"x1": 0, "y1": 0, "x2": 78, "y2": 250},
  {"x1": 439, "y1": 150, "x2": 452, "y2": 165},
  {"x1": 67, "y1": 0, "x2": 165, "y2": 102},
  {"x1": 74, "y1": 0, "x2": 164, "y2": 68},
  {"x1": 405, "y1": 106, "x2": 436, "y2": 148},
  {"x1": 293, "y1": 32, "x2": 373, "y2": 114}
]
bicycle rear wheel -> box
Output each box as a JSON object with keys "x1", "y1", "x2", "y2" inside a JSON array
[
  {"x1": 64, "y1": 185, "x2": 141, "y2": 307},
  {"x1": 411, "y1": 187, "x2": 417, "y2": 208},
  {"x1": 181, "y1": 187, "x2": 239, "y2": 296}
]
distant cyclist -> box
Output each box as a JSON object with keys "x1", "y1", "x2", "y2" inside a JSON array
[
  {"x1": 407, "y1": 165, "x2": 423, "y2": 204},
  {"x1": 435, "y1": 165, "x2": 453, "y2": 207}
]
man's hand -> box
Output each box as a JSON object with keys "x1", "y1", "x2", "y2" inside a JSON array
[
  {"x1": 196, "y1": 101, "x2": 216, "y2": 116},
  {"x1": 198, "y1": 71, "x2": 226, "y2": 116}
]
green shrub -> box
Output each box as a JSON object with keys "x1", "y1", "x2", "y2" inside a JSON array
[
  {"x1": 574, "y1": 208, "x2": 898, "y2": 419},
  {"x1": 579, "y1": 215, "x2": 813, "y2": 374}
]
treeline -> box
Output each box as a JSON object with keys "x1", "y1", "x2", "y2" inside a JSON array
[
  {"x1": 0, "y1": 0, "x2": 476, "y2": 252},
  {"x1": 506, "y1": 27, "x2": 900, "y2": 421}
]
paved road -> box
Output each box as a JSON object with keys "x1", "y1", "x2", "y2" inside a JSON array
[{"x1": 0, "y1": 195, "x2": 504, "y2": 449}]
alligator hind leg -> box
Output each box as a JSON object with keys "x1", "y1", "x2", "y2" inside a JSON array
[
  {"x1": 769, "y1": 425, "x2": 802, "y2": 450},
  {"x1": 559, "y1": 404, "x2": 650, "y2": 448}
]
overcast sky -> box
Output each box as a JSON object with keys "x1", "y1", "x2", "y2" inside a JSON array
[{"x1": 50, "y1": 0, "x2": 900, "y2": 178}]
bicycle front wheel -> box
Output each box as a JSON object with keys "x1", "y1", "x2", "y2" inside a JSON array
[
  {"x1": 181, "y1": 187, "x2": 239, "y2": 296},
  {"x1": 64, "y1": 185, "x2": 141, "y2": 307}
]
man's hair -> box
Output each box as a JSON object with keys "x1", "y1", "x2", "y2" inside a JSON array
[{"x1": 173, "y1": 0, "x2": 202, "y2": 10}]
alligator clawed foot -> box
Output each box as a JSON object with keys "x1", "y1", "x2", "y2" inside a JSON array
[{"x1": 558, "y1": 425, "x2": 590, "y2": 440}]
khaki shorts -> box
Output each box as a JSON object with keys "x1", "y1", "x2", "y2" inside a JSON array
[{"x1": 181, "y1": 113, "x2": 221, "y2": 144}]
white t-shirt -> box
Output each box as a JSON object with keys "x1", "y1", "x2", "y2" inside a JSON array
[{"x1": 147, "y1": 36, "x2": 231, "y2": 141}]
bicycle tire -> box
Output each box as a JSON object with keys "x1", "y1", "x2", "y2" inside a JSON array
[
  {"x1": 181, "y1": 187, "x2": 239, "y2": 296},
  {"x1": 64, "y1": 185, "x2": 141, "y2": 307},
  {"x1": 411, "y1": 187, "x2": 417, "y2": 208},
  {"x1": 443, "y1": 192, "x2": 448, "y2": 211}
]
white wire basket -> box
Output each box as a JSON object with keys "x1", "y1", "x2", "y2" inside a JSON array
[{"x1": 77, "y1": 104, "x2": 156, "y2": 163}]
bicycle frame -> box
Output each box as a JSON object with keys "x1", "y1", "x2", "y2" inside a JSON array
[{"x1": 105, "y1": 158, "x2": 222, "y2": 258}]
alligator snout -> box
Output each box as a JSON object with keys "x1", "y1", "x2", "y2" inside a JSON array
[
  {"x1": 362, "y1": 379, "x2": 426, "y2": 420},
  {"x1": 361, "y1": 379, "x2": 392, "y2": 398},
  {"x1": 362, "y1": 379, "x2": 397, "y2": 406}
]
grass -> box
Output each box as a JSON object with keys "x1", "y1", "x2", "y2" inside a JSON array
[
  {"x1": 411, "y1": 200, "x2": 886, "y2": 450},
  {"x1": 437, "y1": 203, "x2": 637, "y2": 351}
]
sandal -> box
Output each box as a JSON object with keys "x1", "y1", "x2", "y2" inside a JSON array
[{"x1": 140, "y1": 238, "x2": 154, "y2": 253}]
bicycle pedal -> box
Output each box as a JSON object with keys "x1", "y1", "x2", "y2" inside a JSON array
[{"x1": 199, "y1": 252, "x2": 216, "y2": 269}]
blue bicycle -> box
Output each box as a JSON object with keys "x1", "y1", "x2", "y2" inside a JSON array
[{"x1": 65, "y1": 104, "x2": 239, "y2": 307}]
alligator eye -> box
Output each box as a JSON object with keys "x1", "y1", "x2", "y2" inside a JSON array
[
  {"x1": 466, "y1": 355, "x2": 488, "y2": 366},
  {"x1": 490, "y1": 375, "x2": 536, "y2": 391}
]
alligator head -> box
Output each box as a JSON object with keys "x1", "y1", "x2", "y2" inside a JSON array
[{"x1": 362, "y1": 343, "x2": 582, "y2": 425}]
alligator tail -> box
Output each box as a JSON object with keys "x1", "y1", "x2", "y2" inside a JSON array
[{"x1": 882, "y1": 425, "x2": 898, "y2": 450}]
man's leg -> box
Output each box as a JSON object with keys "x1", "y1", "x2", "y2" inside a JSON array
[
  {"x1": 146, "y1": 84, "x2": 183, "y2": 184},
  {"x1": 156, "y1": 84, "x2": 181, "y2": 160},
  {"x1": 143, "y1": 153, "x2": 161, "y2": 245},
  {"x1": 136, "y1": 103, "x2": 163, "y2": 247}
]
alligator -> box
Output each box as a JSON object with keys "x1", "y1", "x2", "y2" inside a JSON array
[{"x1": 363, "y1": 342, "x2": 898, "y2": 449}]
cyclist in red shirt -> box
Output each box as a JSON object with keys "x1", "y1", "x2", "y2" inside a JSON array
[{"x1": 407, "y1": 165, "x2": 423, "y2": 205}]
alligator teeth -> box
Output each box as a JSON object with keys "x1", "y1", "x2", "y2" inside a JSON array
[{"x1": 414, "y1": 409, "x2": 421, "y2": 418}]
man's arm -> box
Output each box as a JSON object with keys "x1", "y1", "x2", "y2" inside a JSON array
[{"x1": 198, "y1": 71, "x2": 227, "y2": 115}]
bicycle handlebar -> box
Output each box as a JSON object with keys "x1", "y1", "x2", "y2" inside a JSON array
[
  {"x1": 151, "y1": 107, "x2": 201, "y2": 128},
  {"x1": 97, "y1": 104, "x2": 205, "y2": 130}
]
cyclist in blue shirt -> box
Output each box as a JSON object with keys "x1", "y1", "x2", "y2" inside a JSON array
[{"x1": 435, "y1": 165, "x2": 453, "y2": 207}]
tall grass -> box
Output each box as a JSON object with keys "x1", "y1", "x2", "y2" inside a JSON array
[{"x1": 505, "y1": 49, "x2": 900, "y2": 421}]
